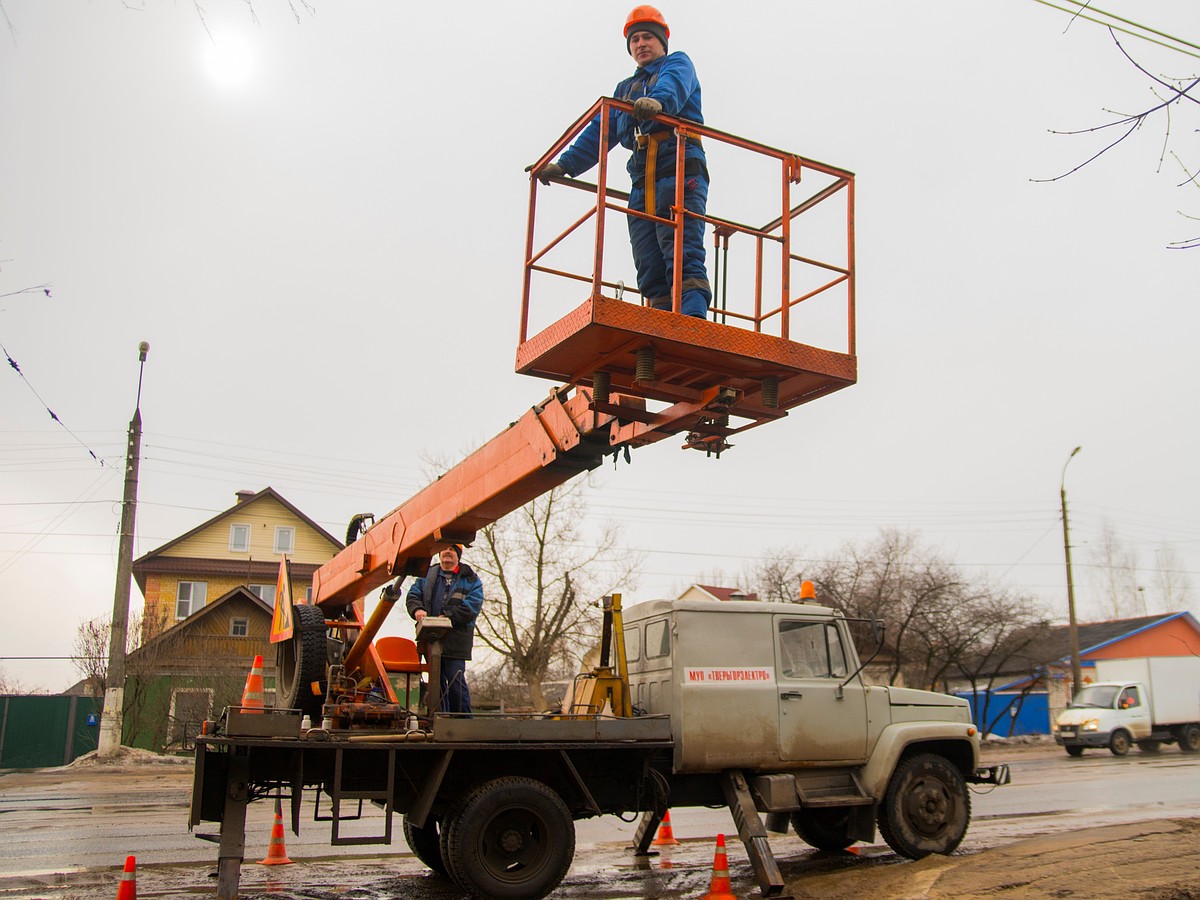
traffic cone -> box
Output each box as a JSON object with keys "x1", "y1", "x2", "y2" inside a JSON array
[
  {"x1": 702, "y1": 834, "x2": 737, "y2": 900},
  {"x1": 652, "y1": 809, "x2": 680, "y2": 846},
  {"x1": 241, "y1": 655, "x2": 265, "y2": 714},
  {"x1": 260, "y1": 797, "x2": 294, "y2": 865},
  {"x1": 115, "y1": 855, "x2": 136, "y2": 900}
]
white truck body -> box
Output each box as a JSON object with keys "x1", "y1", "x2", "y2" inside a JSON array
[{"x1": 1054, "y1": 656, "x2": 1200, "y2": 756}]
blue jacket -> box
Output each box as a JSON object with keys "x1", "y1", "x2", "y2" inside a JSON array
[
  {"x1": 557, "y1": 51, "x2": 706, "y2": 183},
  {"x1": 406, "y1": 562, "x2": 485, "y2": 660}
]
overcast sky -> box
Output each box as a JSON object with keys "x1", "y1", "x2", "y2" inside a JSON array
[{"x1": 2, "y1": 1, "x2": 1198, "y2": 691}]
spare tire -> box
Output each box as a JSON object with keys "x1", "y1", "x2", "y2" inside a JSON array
[{"x1": 275, "y1": 603, "x2": 327, "y2": 718}]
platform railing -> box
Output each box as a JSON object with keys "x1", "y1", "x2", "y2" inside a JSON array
[{"x1": 522, "y1": 97, "x2": 855, "y2": 353}]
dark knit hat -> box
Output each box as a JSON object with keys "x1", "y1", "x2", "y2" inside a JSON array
[
  {"x1": 439, "y1": 542, "x2": 463, "y2": 560},
  {"x1": 627, "y1": 21, "x2": 668, "y2": 56}
]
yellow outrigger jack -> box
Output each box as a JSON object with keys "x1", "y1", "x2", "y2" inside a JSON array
[{"x1": 564, "y1": 594, "x2": 633, "y2": 718}]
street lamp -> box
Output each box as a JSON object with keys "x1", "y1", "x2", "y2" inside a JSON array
[
  {"x1": 1060, "y1": 445, "x2": 1082, "y2": 700},
  {"x1": 97, "y1": 341, "x2": 149, "y2": 757}
]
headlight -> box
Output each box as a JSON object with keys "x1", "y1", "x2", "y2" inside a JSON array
[
  {"x1": 1051, "y1": 721, "x2": 1059, "y2": 732},
  {"x1": 1082, "y1": 718, "x2": 1100, "y2": 731}
]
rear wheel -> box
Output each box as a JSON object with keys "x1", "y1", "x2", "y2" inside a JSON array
[
  {"x1": 1109, "y1": 729, "x2": 1131, "y2": 757},
  {"x1": 442, "y1": 776, "x2": 575, "y2": 900},
  {"x1": 275, "y1": 603, "x2": 327, "y2": 718},
  {"x1": 1065, "y1": 745, "x2": 1085, "y2": 758},
  {"x1": 790, "y1": 807, "x2": 855, "y2": 852},
  {"x1": 878, "y1": 753, "x2": 970, "y2": 859},
  {"x1": 1178, "y1": 723, "x2": 1200, "y2": 753},
  {"x1": 403, "y1": 815, "x2": 447, "y2": 876}
]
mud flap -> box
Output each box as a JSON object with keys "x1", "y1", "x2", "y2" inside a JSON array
[{"x1": 721, "y1": 769, "x2": 788, "y2": 898}]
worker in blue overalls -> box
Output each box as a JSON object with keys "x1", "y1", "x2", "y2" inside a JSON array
[
  {"x1": 539, "y1": 5, "x2": 711, "y2": 319},
  {"x1": 406, "y1": 542, "x2": 485, "y2": 715}
]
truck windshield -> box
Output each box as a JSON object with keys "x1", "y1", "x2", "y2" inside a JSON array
[{"x1": 1071, "y1": 685, "x2": 1119, "y2": 708}]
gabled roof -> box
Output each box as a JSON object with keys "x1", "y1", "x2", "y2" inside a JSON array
[
  {"x1": 1047, "y1": 612, "x2": 1199, "y2": 663},
  {"x1": 131, "y1": 585, "x2": 273, "y2": 658},
  {"x1": 134, "y1": 486, "x2": 342, "y2": 565},
  {"x1": 688, "y1": 584, "x2": 760, "y2": 602}
]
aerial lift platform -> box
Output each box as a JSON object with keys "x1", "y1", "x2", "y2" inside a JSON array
[{"x1": 197, "y1": 99, "x2": 859, "y2": 900}]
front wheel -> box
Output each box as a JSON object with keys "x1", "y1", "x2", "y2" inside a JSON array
[
  {"x1": 442, "y1": 776, "x2": 575, "y2": 900},
  {"x1": 790, "y1": 808, "x2": 855, "y2": 852},
  {"x1": 878, "y1": 753, "x2": 970, "y2": 859},
  {"x1": 1065, "y1": 745, "x2": 1085, "y2": 758},
  {"x1": 1177, "y1": 723, "x2": 1200, "y2": 753},
  {"x1": 1109, "y1": 729, "x2": 1131, "y2": 757}
]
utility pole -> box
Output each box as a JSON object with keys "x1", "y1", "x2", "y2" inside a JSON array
[
  {"x1": 97, "y1": 341, "x2": 149, "y2": 757},
  {"x1": 1060, "y1": 445, "x2": 1083, "y2": 701}
]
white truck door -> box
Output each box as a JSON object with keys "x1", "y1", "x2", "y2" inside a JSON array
[
  {"x1": 1116, "y1": 684, "x2": 1153, "y2": 740},
  {"x1": 775, "y1": 616, "x2": 868, "y2": 762}
]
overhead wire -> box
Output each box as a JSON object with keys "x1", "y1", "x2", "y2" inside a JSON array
[
  {"x1": 1, "y1": 340, "x2": 110, "y2": 467},
  {"x1": 1029, "y1": 0, "x2": 1200, "y2": 61}
]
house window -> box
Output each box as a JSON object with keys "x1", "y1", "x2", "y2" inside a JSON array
[
  {"x1": 248, "y1": 584, "x2": 274, "y2": 603},
  {"x1": 230, "y1": 618, "x2": 249, "y2": 637},
  {"x1": 175, "y1": 581, "x2": 208, "y2": 619},
  {"x1": 229, "y1": 523, "x2": 250, "y2": 552},
  {"x1": 274, "y1": 526, "x2": 295, "y2": 555},
  {"x1": 305, "y1": 585, "x2": 312, "y2": 602}
]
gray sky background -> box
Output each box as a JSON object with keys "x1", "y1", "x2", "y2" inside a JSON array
[{"x1": 2, "y1": 1, "x2": 1197, "y2": 691}]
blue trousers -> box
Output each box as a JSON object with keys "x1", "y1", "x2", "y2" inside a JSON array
[
  {"x1": 627, "y1": 171, "x2": 711, "y2": 319},
  {"x1": 440, "y1": 657, "x2": 472, "y2": 716}
]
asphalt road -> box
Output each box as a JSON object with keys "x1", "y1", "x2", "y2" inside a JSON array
[{"x1": 0, "y1": 741, "x2": 1197, "y2": 899}]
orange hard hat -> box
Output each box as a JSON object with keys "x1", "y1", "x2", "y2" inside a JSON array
[{"x1": 624, "y1": 5, "x2": 670, "y2": 40}]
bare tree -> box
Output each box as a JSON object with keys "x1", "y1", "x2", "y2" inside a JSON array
[
  {"x1": 1152, "y1": 544, "x2": 1195, "y2": 613},
  {"x1": 472, "y1": 479, "x2": 641, "y2": 710},
  {"x1": 1089, "y1": 520, "x2": 1141, "y2": 619},
  {"x1": 72, "y1": 612, "x2": 143, "y2": 695},
  {"x1": 1034, "y1": 18, "x2": 1200, "y2": 248},
  {"x1": 0, "y1": 663, "x2": 25, "y2": 693}
]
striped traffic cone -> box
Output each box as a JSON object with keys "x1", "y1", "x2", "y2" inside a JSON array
[
  {"x1": 702, "y1": 834, "x2": 737, "y2": 900},
  {"x1": 260, "y1": 797, "x2": 294, "y2": 865},
  {"x1": 115, "y1": 855, "x2": 137, "y2": 900},
  {"x1": 652, "y1": 809, "x2": 680, "y2": 846},
  {"x1": 241, "y1": 655, "x2": 265, "y2": 714}
]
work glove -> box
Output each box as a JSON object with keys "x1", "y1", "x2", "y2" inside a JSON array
[
  {"x1": 633, "y1": 97, "x2": 663, "y2": 121},
  {"x1": 536, "y1": 162, "x2": 566, "y2": 185}
]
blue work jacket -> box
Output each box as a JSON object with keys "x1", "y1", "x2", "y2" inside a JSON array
[
  {"x1": 406, "y1": 562, "x2": 485, "y2": 660},
  {"x1": 557, "y1": 50, "x2": 706, "y2": 183}
]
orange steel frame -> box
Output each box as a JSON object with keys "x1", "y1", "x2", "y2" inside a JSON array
[
  {"x1": 521, "y1": 97, "x2": 856, "y2": 350},
  {"x1": 285, "y1": 103, "x2": 858, "y2": 693}
]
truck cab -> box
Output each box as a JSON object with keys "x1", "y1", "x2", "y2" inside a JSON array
[{"x1": 624, "y1": 599, "x2": 992, "y2": 826}]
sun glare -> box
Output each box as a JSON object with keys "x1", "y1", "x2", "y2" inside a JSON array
[{"x1": 203, "y1": 33, "x2": 255, "y2": 88}]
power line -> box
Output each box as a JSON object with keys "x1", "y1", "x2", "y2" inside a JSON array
[
  {"x1": 1030, "y1": 0, "x2": 1200, "y2": 60},
  {"x1": 1, "y1": 340, "x2": 109, "y2": 467}
]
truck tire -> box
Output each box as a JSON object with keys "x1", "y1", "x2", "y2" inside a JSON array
[
  {"x1": 790, "y1": 808, "x2": 855, "y2": 852},
  {"x1": 275, "y1": 603, "x2": 327, "y2": 718},
  {"x1": 1108, "y1": 729, "x2": 1131, "y2": 757},
  {"x1": 442, "y1": 776, "x2": 575, "y2": 900},
  {"x1": 1136, "y1": 739, "x2": 1162, "y2": 754},
  {"x1": 1178, "y1": 724, "x2": 1200, "y2": 753},
  {"x1": 877, "y1": 753, "x2": 970, "y2": 859},
  {"x1": 1065, "y1": 745, "x2": 1085, "y2": 758},
  {"x1": 403, "y1": 815, "x2": 447, "y2": 876}
]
